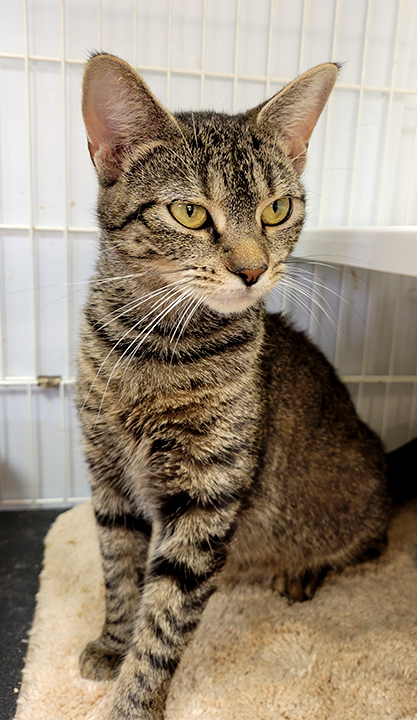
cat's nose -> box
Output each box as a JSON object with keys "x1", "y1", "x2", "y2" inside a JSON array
[{"x1": 232, "y1": 266, "x2": 268, "y2": 287}]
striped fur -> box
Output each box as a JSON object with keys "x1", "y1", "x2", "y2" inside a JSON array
[{"x1": 77, "y1": 55, "x2": 390, "y2": 720}]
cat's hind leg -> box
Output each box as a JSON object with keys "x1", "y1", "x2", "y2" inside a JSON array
[{"x1": 80, "y1": 487, "x2": 152, "y2": 681}]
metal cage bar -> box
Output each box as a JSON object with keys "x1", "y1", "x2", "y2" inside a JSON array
[{"x1": 0, "y1": 0, "x2": 416, "y2": 507}]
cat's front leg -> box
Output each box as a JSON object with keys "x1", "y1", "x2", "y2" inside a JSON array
[
  {"x1": 80, "y1": 486, "x2": 152, "y2": 681},
  {"x1": 107, "y1": 490, "x2": 242, "y2": 720}
]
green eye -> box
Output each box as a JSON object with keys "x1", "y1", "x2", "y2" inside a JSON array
[
  {"x1": 261, "y1": 197, "x2": 292, "y2": 226},
  {"x1": 169, "y1": 202, "x2": 208, "y2": 229}
]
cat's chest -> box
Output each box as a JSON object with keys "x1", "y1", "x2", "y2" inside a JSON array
[{"x1": 115, "y1": 367, "x2": 263, "y2": 508}]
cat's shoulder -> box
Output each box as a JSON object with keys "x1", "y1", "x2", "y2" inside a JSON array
[
  {"x1": 264, "y1": 311, "x2": 316, "y2": 355},
  {"x1": 263, "y1": 311, "x2": 344, "y2": 388}
]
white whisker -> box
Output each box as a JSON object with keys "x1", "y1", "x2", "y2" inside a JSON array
[
  {"x1": 169, "y1": 293, "x2": 198, "y2": 344},
  {"x1": 98, "y1": 278, "x2": 190, "y2": 328},
  {"x1": 287, "y1": 257, "x2": 342, "y2": 274},
  {"x1": 281, "y1": 276, "x2": 337, "y2": 323},
  {"x1": 284, "y1": 264, "x2": 364, "y2": 326},
  {"x1": 169, "y1": 293, "x2": 206, "y2": 365},
  {"x1": 97, "y1": 290, "x2": 193, "y2": 422},
  {"x1": 274, "y1": 280, "x2": 326, "y2": 334},
  {"x1": 80, "y1": 285, "x2": 190, "y2": 416},
  {"x1": 278, "y1": 277, "x2": 339, "y2": 336}
]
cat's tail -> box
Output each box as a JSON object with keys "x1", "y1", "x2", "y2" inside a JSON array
[{"x1": 386, "y1": 437, "x2": 417, "y2": 506}]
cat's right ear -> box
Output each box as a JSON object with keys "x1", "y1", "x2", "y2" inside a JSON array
[{"x1": 82, "y1": 53, "x2": 179, "y2": 184}]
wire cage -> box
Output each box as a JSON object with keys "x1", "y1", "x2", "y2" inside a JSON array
[{"x1": 1, "y1": 0, "x2": 417, "y2": 508}]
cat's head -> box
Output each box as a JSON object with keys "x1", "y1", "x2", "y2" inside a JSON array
[{"x1": 82, "y1": 54, "x2": 338, "y2": 316}]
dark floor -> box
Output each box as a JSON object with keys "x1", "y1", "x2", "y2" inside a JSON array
[{"x1": 0, "y1": 509, "x2": 64, "y2": 720}]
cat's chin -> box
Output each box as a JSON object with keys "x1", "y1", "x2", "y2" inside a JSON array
[{"x1": 204, "y1": 292, "x2": 263, "y2": 316}]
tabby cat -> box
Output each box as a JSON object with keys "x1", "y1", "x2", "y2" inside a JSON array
[{"x1": 77, "y1": 54, "x2": 390, "y2": 720}]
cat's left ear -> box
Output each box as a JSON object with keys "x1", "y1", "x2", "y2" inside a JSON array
[{"x1": 251, "y1": 63, "x2": 339, "y2": 173}]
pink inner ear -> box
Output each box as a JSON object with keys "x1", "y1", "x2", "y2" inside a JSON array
[
  {"x1": 285, "y1": 116, "x2": 317, "y2": 160},
  {"x1": 84, "y1": 83, "x2": 121, "y2": 152},
  {"x1": 288, "y1": 140, "x2": 306, "y2": 162},
  {"x1": 85, "y1": 115, "x2": 111, "y2": 160},
  {"x1": 83, "y1": 79, "x2": 131, "y2": 183}
]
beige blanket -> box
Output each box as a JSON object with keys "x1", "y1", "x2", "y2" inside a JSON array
[{"x1": 15, "y1": 501, "x2": 417, "y2": 720}]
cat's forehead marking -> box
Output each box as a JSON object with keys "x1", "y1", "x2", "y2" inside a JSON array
[{"x1": 176, "y1": 111, "x2": 293, "y2": 211}]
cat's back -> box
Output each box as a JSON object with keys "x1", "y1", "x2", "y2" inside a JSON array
[
  {"x1": 261, "y1": 311, "x2": 387, "y2": 486},
  {"x1": 221, "y1": 311, "x2": 390, "y2": 587},
  {"x1": 262, "y1": 312, "x2": 388, "y2": 539},
  {"x1": 263, "y1": 312, "x2": 376, "y2": 442}
]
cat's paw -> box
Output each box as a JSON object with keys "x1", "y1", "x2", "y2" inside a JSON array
[
  {"x1": 79, "y1": 639, "x2": 125, "y2": 681},
  {"x1": 274, "y1": 567, "x2": 329, "y2": 603}
]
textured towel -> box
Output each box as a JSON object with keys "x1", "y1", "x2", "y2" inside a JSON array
[{"x1": 15, "y1": 501, "x2": 417, "y2": 720}]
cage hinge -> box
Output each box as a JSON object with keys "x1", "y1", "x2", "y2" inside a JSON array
[{"x1": 37, "y1": 375, "x2": 62, "y2": 389}]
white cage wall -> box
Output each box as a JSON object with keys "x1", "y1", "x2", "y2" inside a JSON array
[{"x1": 1, "y1": 0, "x2": 417, "y2": 508}]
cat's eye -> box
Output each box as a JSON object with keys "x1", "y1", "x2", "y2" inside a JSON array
[
  {"x1": 261, "y1": 197, "x2": 292, "y2": 226},
  {"x1": 169, "y1": 202, "x2": 208, "y2": 229}
]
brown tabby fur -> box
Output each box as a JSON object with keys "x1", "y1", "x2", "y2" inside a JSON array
[{"x1": 76, "y1": 54, "x2": 390, "y2": 720}]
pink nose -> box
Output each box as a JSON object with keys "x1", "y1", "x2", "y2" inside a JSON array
[{"x1": 230, "y1": 266, "x2": 267, "y2": 287}]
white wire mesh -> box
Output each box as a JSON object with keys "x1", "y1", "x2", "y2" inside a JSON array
[{"x1": 0, "y1": 0, "x2": 416, "y2": 507}]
